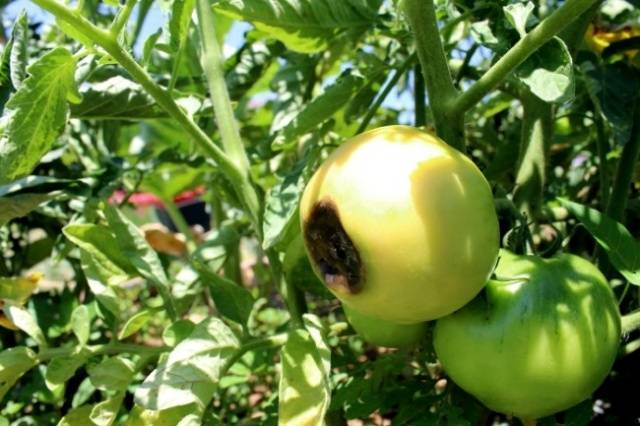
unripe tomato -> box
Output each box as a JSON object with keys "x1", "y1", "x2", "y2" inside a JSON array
[
  {"x1": 343, "y1": 304, "x2": 425, "y2": 348},
  {"x1": 299, "y1": 125, "x2": 499, "y2": 323},
  {"x1": 434, "y1": 250, "x2": 621, "y2": 420}
]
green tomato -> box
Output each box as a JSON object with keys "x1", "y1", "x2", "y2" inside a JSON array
[
  {"x1": 299, "y1": 125, "x2": 499, "y2": 323},
  {"x1": 343, "y1": 304, "x2": 425, "y2": 348},
  {"x1": 434, "y1": 250, "x2": 621, "y2": 420}
]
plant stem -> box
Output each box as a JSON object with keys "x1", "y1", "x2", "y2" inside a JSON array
[
  {"x1": 414, "y1": 64, "x2": 426, "y2": 127},
  {"x1": 451, "y1": 0, "x2": 600, "y2": 115},
  {"x1": 622, "y1": 309, "x2": 640, "y2": 335},
  {"x1": 403, "y1": 0, "x2": 463, "y2": 150},
  {"x1": 606, "y1": 101, "x2": 640, "y2": 223},
  {"x1": 31, "y1": 0, "x2": 262, "y2": 236},
  {"x1": 195, "y1": 0, "x2": 247, "y2": 167},
  {"x1": 220, "y1": 333, "x2": 289, "y2": 377},
  {"x1": 37, "y1": 342, "x2": 168, "y2": 363},
  {"x1": 266, "y1": 250, "x2": 305, "y2": 328},
  {"x1": 356, "y1": 54, "x2": 414, "y2": 135},
  {"x1": 594, "y1": 110, "x2": 611, "y2": 209},
  {"x1": 513, "y1": 91, "x2": 554, "y2": 219},
  {"x1": 195, "y1": 0, "x2": 262, "y2": 234},
  {"x1": 110, "y1": 0, "x2": 137, "y2": 36}
]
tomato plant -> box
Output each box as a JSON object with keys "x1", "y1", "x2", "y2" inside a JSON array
[{"x1": 0, "y1": 0, "x2": 639, "y2": 425}]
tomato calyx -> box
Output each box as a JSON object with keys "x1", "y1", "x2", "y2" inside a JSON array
[{"x1": 303, "y1": 199, "x2": 364, "y2": 295}]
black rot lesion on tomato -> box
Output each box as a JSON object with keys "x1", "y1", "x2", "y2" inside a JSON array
[{"x1": 303, "y1": 199, "x2": 364, "y2": 294}]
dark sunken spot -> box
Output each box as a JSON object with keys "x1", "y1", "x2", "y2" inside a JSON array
[{"x1": 304, "y1": 200, "x2": 363, "y2": 294}]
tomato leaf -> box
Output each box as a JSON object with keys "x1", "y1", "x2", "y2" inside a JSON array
[
  {"x1": 0, "y1": 48, "x2": 78, "y2": 183},
  {"x1": 90, "y1": 392, "x2": 125, "y2": 426},
  {"x1": 278, "y1": 314, "x2": 331, "y2": 426},
  {"x1": 63, "y1": 223, "x2": 136, "y2": 286},
  {"x1": 88, "y1": 356, "x2": 136, "y2": 392},
  {"x1": 71, "y1": 305, "x2": 91, "y2": 346},
  {"x1": 45, "y1": 350, "x2": 90, "y2": 387},
  {"x1": 558, "y1": 198, "x2": 640, "y2": 286},
  {"x1": 134, "y1": 317, "x2": 240, "y2": 410},
  {"x1": 118, "y1": 308, "x2": 159, "y2": 340},
  {"x1": 0, "y1": 347, "x2": 38, "y2": 401},
  {"x1": 515, "y1": 37, "x2": 574, "y2": 103},
  {"x1": 214, "y1": 0, "x2": 383, "y2": 53},
  {"x1": 5, "y1": 305, "x2": 47, "y2": 347},
  {"x1": 169, "y1": 0, "x2": 196, "y2": 52}
]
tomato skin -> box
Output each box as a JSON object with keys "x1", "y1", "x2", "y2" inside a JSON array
[
  {"x1": 434, "y1": 250, "x2": 621, "y2": 420},
  {"x1": 299, "y1": 125, "x2": 499, "y2": 323},
  {"x1": 343, "y1": 304, "x2": 425, "y2": 348}
]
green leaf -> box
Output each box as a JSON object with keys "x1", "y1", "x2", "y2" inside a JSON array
[
  {"x1": 5, "y1": 305, "x2": 47, "y2": 347},
  {"x1": 582, "y1": 60, "x2": 640, "y2": 146},
  {"x1": 70, "y1": 76, "x2": 163, "y2": 120},
  {"x1": 90, "y1": 392, "x2": 125, "y2": 426},
  {"x1": 515, "y1": 37, "x2": 574, "y2": 103},
  {"x1": 46, "y1": 351, "x2": 89, "y2": 386},
  {"x1": 278, "y1": 314, "x2": 331, "y2": 425},
  {"x1": 503, "y1": 2, "x2": 534, "y2": 38},
  {"x1": 142, "y1": 29, "x2": 163, "y2": 67},
  {"x1": 214, "y1": 0, "x2": 383, "y2": 53},
  {"x1": 135, "y1": 317, "x2": 240, "y2": 410},
  {"x1": 169, "y1": 0, "x2": 196, "y2": 52},
  {"x1": 118, "y1": 308, "x2": 158, "y2": 340},
  {"x1": 80, "y1": 251, "x2": 122, "y2": 319},
  {"x1": 0, "y1": 347, "x2": 38, "y2": 401},
  {"x1": 262, "y1": 168, "x2": 305, "y2": 250},
  {"x1": 63, "y1": 224, "x2": 136, "y2": 286},
  {"x1": 470, "y1": 20, "x2": 499, "y2": 47},
  {"x1": 558, "y1": 198, "x2": 640, "y2": 285},
  {"x1": 88, "y1": 357, "x2": 135, "y2": 392},
  {"x1": 0, "y1": 192, "x2": 58, "y2": 226},
  {"x1": 193, "y1": 225, "x2": 240, "y2": 272},
  {"x1": 274, "y1": 69, "x2": 366, "y2": 149},
  {"x1": 0, "y1": 175, "x2": 81, "y2": 197},
  {"x1": 57, "y1": 405, "x2": 94, "y2": 426},
  {"x1": 0, "y1": 48, "x2": 78, "y2": 183},
  {"x1": 123, "y1": 404, "x2": 202, "y2": 426},
  {"x1": 162, "y1": 319, "x2": 196, "y2": 347},
  {"x1": 104, "y1": 206, "x2": 171, "y2": 291},
  {"x1": 192, "y1": 262, "x2": 254, "y2": 326},
  {"x1": 0, "y1": 273, "x2": 40, "y2": 304},
  {"x1": 71, "y1": 305, "x2": 91, "y2": 345},
  {"x1": 8, "y1": 11, "x2": 29, "y2": 89}
]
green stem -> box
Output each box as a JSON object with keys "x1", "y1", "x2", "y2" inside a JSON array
[
  {"x1": 266, "y1": 250, "x2": 305, "y2": 328},
  {"x1": 31, "y1": 0, "x2": 261, "y2": 236},
  {"x1": 195, "y1": 0, "x2": 262, "y2": 234},
  {"x1": 37, "y1": 342, "x2": 168, "y2": 363},
  {"x1": 606, "y1": 101, "x2": 640, "y2": 223},
  {"x1": 622, "y1": 309, "x2": 640, "y2": 335},
  {"x1": 356, "y1": 54, "x2": 414, "y2": 135},
  {"x1": 513, "y1": 92, "x2": 554, "y2": 220},
  {"x1": 623, "y1": 337, "x2": 640, "y2": 356},
  {"x1": 220, "y1": 333, "x2": 289, "y2": 377},
  {"x1": 451, "y1": 0, "x2": 600, "y2": 115},
  {"x1": 414, "y1": 64, "x2": 426, "y2": 127},
  {"x1": 403, "y1": 0, "x2": 463, "y2": 150},
  {"x1": 594, "y1": 110, "x2": 611, "y2": 209},
  {"x1": 110, "y1": 0, "x2": 137, "y2": 36}
]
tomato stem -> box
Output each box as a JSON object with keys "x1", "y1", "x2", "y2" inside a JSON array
[
  {"x1": 513, "y1": 91, "x2": 554, "y2": 220},
  {"x1": 402, "y1": 0, "x2": 463, "y2": 151},
  {"x1": 451, "y1": 0, "x2": 600, "y2": 115}
]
